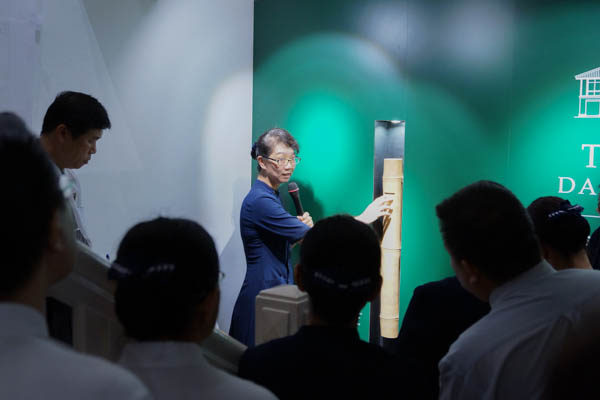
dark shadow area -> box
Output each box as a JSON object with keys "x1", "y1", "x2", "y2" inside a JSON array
[
  {"x1": 46, "y1": 296, "x2": 73, "y2": 346},
  {"x1": 280, "y1": 179, "x2": 325, "y2": 222},
  {"x1": 218, "y1": 178, "x2": 248, "y2": 334}
]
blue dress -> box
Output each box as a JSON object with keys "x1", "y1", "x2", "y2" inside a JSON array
[{"x1": 229, "y1": 180, "x2": 311, "y2": 346}]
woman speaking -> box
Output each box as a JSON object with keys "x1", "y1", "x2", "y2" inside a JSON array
[{"x1": 229, "y1": 128, "x2": 391, "y2": 346}]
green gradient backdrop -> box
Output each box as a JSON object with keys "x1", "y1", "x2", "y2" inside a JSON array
[{"x1": 252, "y1": 0, "x2": 600, "y2": 340}]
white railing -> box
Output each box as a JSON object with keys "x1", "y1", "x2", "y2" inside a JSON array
[{"x1": 47, "y1": 242, "x2": 246, "y2": 373}]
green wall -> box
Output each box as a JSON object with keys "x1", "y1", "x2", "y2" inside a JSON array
[{"x1": 253, "y1": 0, "x2": 600, "y2": 340}]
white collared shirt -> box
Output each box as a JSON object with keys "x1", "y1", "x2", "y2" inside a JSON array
[
  {"x1": 439, "y1": 261, "x2": 600, "y2": 400},
  {"x1": 50, "y1": 161, "x2": 92, "y2": 247},
  {"x1": 63, "y1": 168, "x2": 92, "y2": 247},
  {"x1": 0, "y1": 303, "x2": 152, "y2": 399},
  {"x1": 119, "y1": 341, "x2": 277, "y2": 400}
]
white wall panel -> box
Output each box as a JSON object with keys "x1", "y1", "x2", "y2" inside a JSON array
[{"x1": 3, "y1": 0, "x2": 253, "y2": 333}]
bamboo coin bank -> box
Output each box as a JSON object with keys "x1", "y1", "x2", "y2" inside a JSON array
[{"x1": 380, "y1": 158, "x2": 403, "y2": 339}]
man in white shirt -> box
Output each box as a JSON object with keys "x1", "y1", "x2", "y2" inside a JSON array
[
  {"x1": 0, "y1": 112, "x2": 152, "y2": 399},
  {"x1": 436, "y1": 180, "x2": 600, "y2": 400},
  {"x1": 39, "y1": 91, "x2": 111, "y2": 247}
]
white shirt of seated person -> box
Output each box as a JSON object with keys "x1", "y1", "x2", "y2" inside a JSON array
[
  {"x1": 0, "y1": 207, "x2": 152, "y2": 400},
  {"x1": 119, "y1": 286, "x2": 276, "y2": 400}
]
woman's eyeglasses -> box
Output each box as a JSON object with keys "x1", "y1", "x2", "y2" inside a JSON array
[{"x1": 265, "y1": 156, "x2": 301, "y2": 167}]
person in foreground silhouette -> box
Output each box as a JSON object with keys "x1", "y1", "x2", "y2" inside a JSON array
[
  {"x1": 394, "y1": 275, "x2": 490, "y2": 399},
  {"x1": 239, "y1": 214, "x2": 407, "y2": 399},
  {"x1": 111, "y1": 217, "x2": 276, "y2": 400},
  {"x1": 0, "y1": 112, "x2": 151, "y2": 399},
  {"x1": 437, "y1": 180, "x2": 600, "y2": 400}
]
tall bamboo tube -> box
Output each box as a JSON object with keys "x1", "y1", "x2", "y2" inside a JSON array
[{"x1": 380, "y1": 158, "x2": 403, "y2": 338}]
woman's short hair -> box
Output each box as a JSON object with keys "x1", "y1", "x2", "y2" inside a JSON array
[
  {"x1": 527, "y1": 196, "x2": 590, "y2": 256},
  {"x1": 110, "y1": 217, "x2": 219, "y2": 341},
  {"x1": 251, "y1": 128, "x2": 299, "y2": 172}
]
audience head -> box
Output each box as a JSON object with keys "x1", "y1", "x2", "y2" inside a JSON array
[
  {"x1": 0, "y1": 112, "x2": 74, "y2": 299},
  {"x1": 527, "y1": 196, "x2": 590, "y2": 269},
  {"x1": 296, "y1": 215, "x2": 382, "y2": 326},
  {"x1": 436, "y1": 181, "x2": 541, "y2": 298},
  {"x1": 0, "y1": 111, "x2": 30, "y2": 138},
  {"x1": 111, "y1": 217, "x2": 220, "y2": 342},
  {"x1": 251, "y1": 127, "x2": 299, "y2": 173},
  {"x1": 40, "y1": 91, "x2": 110, "y2": 169}
]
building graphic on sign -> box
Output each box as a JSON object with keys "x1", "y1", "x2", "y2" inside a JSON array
[{"x1": 575, "y1": 67, "x2": 600, "y2": 118}]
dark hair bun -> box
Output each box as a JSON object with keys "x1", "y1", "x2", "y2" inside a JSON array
[
  {"x1": 527, "y1": 197, "x2": 590, "y2": 256},
  {"x1": 113, "y1": 217, "x2": 220, "y2": 341},
  {"x1": 250, "y1": 142, "x2": 258, "y2": 159}
]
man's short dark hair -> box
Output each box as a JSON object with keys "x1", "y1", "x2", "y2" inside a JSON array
[
  {"x1": 111, "y1": 217, "x2": 220, "y2": 341},
  {"x1": 299, "y1": 215, "x2": 381, "y2": 325},
  {"x1": 0, "y1": 112, "x2": 64, "y2": 296},
  {"x1": 435, "y1": 180, "x2": 541, "y2": 283},
  {"x1": 41, "y1": 91, "x2": 111, "y2": 138}
]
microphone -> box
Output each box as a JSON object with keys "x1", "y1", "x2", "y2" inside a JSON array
[{"x1": 287, "y1": 182, "x2": 304, "y2": 216}]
